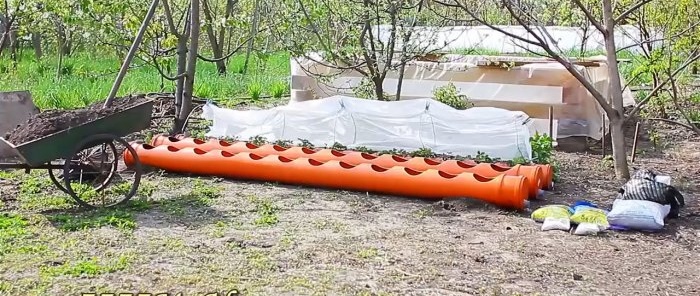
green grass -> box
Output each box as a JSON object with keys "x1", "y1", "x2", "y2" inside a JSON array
[
  {"x1": 39, "y1": 254, "x2": 134, "y2": 278},
  {"x1": 248, "y1": 195, "x2": 280, "y2": 226},
  {"x1": 0, "y1": 50, "x2": 291, "y2": 110}
]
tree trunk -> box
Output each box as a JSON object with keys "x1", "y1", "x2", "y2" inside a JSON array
[
  {"x1": 217, "y1": 0, "x2": 235, "y2": 53},
  {"x1": 0, "y1": 15, "x2": 9, "y2": 57},
  {"x1": 396, "y1": 66, "x2": 407, "y2": 101},
  {"x1": 202, "y1": 0, "x2": 226, "y2": 74},
  {"x1": 9, "y1": 28, "x2": 17, "y2": 64},
  {"x1": 173, "y1": 35, "x2": 188, "y2": 131},
  {"x1": 32, "y1": 33, "x2": 42, "y2": 59},
  {"x1": 174, "y1": 0, "x2": 201, "y2": 134},
  {"x1": 373, "y1": 77, "x2": 386, "y2": 101},
  {"x1": 242, "y1": 0, "x2": 260, "y2": 74},
  {"x1": 602, "y1": 0, "x2": 630, "y2": 180}
]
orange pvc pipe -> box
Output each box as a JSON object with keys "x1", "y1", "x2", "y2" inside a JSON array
[
  {"x1": 151, "y1": 135, "x2": 547, "y2": 196},
  {"x1": 124, "y1": 144, "x2": 529, "y2": 210},
  {"x1": 485, "y1": 160, "x2": 553, "y2": 190}
]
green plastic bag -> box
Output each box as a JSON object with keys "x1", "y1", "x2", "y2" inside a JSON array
[
  {"x1": 570, "y1": 206, "x2": 609, "y2": 226},
  {"x1": 531, "y1": 205, "x2": 573, "y2": 222}
]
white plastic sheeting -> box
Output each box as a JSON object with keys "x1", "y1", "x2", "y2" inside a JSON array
[
  {"x1": 374, "y1": 25, "x2": 662, "y2": 54},
  {"x1": 202, "y1": 96, "x2": 533, "y2": 160}
]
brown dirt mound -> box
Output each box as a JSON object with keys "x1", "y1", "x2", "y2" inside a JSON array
[{"x1": 3, "y1": 95, "x2": 150, "y2": 145}]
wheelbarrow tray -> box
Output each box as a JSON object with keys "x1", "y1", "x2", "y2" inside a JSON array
[{"x1": 0, "y1": 99, "x2": 154, "y2": 167}]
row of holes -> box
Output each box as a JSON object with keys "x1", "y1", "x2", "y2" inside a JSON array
[{"x1": 134, "y1": 144, "x2": 543, "y2": 184}]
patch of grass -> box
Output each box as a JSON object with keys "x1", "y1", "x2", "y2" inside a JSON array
[
  {"x1": 412, "y1": 208, "x2": 434, "y2": 219},
  {"x1": 357, "y1": 247, "x2": 379, "y2": 259},
  {"x1": 47, "y1": 202, "x2": 150, "y2": 232},
  {"x1": 283, "y1": 276, "x2": 314, "y2": 291},
  {"x1": 245, "y1": 249, "x2": 276, "y2": 273},
  {"x1": 248, "y1": 195, "x2": 279, "y2": 226},
  {"x1": 18, "y1": 194, "x2": 72, "y2": 212},
  {"x1": 211, "y1": 220, "x2": 227, "y2": 238},
  {"x1": 0, "y1": 170, "x2": 21, "y2": 180},
  {"x1": 0, "y1": 213, "x2": 28, "y2": 234},
  {"x1": 0, "y1": 51, "x2": 290, "y2": 109},
  {"x1": 107, "y1": 180, "x2": 158, "y2": 199},
  {"x1": 0, "y1": 281, "x2": 9, "y2": 292},
  {"x1": 18, "y1": 173, "x2": 53, "y2": 196},
  {"x1": 269, "y1": 81, "x2": 289, "y2": 98},
  {"x1": 313, "y1": 218, "x2": 348, "y2": 233},
  {"x1": 248, "y1": 81, "x2": 263, "y2": 100},
  {"x1": 40, "y1": 254, "x2": 134, "y2": 278},
  {"x1": 158, "y1": 179, "x2": 222, "y2": 216},
  {"x1": 279, "y1": 231, "x2": 295, "y2": 248},
  {"x1": 191, "y1": 179, "x2": 224, "y2": 199},
  {"x1": 162, "y1": 236, "x2": 187, "y2": 251},
  {"x1": 0, "y1": 213, "x2": 47, "y2": 257}
]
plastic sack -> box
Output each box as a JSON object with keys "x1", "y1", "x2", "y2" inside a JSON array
[
  {"x1": 607, "y1": 199, "x2": 671, "y2": 231},
  {"x1": 573, "y1": 222, "x2": 606, "y2": 235},
  {"x1": 542, "y1": 217, "x2": 571, "y2": 231},
  {"x1": 570, "y1": 205, "x2": 609, "y2": 226},
  {"x1": 531, "y1": 205, "x2": 573, "y2": 222}
]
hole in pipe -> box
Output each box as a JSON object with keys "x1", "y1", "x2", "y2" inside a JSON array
[
  {"x1": 438, "y1": 171, "x2": 458, "y2": 179},
  {"x1": 278, "y1": 156, "x2": 293, "y2": 163},
  {"x1": 331, "y1": 150, "x2": 346, "y2": 157},
  {"x1": 193, "y1": 138, "x2": 206, "y2": 145},
  {"x1": 404, "y1": 168, "x2": 423, "y2": 176},
  {"x1": 248, "y1": 153, "x2": 263, "y2": 160},
  {"x1": 308, "y1": 159, "x2": 324, "y2": 166},
  {"x1": 339, "y1": 162, "x2": 356, "y2": 169},
  {"x1": 360, "y1": 153, "x2": 377, "y2": 160},
  {"x1": 193, "y1": 148, "x2": 207, "y2": 155},
  {"x1": 423, "y1": 158, "x2": 441, "y2": 165},
  {"x1": 472, "y1": 174, "x2": 494, "y2": 182},
  {"x1": 489, "y1": 163, "x2": 510, "y2": 172},
  {"x1": 392, "y1": 155, "x2": 408, "y2": 162},
  {"x1": 371, "y1": 165, "x2": 389, "y2": 172},
  {"x1": 272, "y1": 145, "x2": 287, "y2": 152},
  {"x1": 456, "y1": 161, "x2": 476, "y2": 169}
]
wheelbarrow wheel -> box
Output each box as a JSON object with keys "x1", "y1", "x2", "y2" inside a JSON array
[
  {"x1": 48, "y1": 141, "x2": 118, "y2": 194},
  {"x1": 63, "y1": 134, "x2": 142, "y2": 209}
]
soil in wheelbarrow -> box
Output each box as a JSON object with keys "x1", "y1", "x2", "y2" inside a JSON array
[{"x1": 3, "y1": 95, "x2": 150, "y2": 145}]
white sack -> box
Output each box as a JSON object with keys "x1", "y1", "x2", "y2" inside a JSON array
[{"x1": 607, "y1": 199, "x2": 671, "y2": 231}]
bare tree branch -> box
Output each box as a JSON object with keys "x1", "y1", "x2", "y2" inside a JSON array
[
  {"x1": 162, "y1": 0, "x2": 181, "y2": 38},
  {"x1": 197, "y1": 34, "x2": 253, "y2": 62},
  {"x1": 572, "y1": 0, "x2": 605, "y2": 33},
  {"x1": 615, "y1": 0, "x2": 653, "y2": 25}
]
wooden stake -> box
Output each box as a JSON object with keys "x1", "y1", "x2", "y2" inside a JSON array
[
  {"x1": 548, "y1": 105, "x2": 554, "y2": 138},
  {"x1": 104, "y1": 0, "x2": 160, "y2": 108},
  {"x1": 601, "y1": 113, "x2": 606, "y2": 157},
  {"x1": 631, "y1": 122, "x2": 641, "y2": 163}
]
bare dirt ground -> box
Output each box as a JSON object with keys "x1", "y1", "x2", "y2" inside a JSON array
[{"x1": 1, "y1": 96, "x2": 698, "y2": 296}]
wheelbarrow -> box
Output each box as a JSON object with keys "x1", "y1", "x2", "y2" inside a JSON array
[{"x1": 0, "y1": 98, "x2": 154, "y2": 209}]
